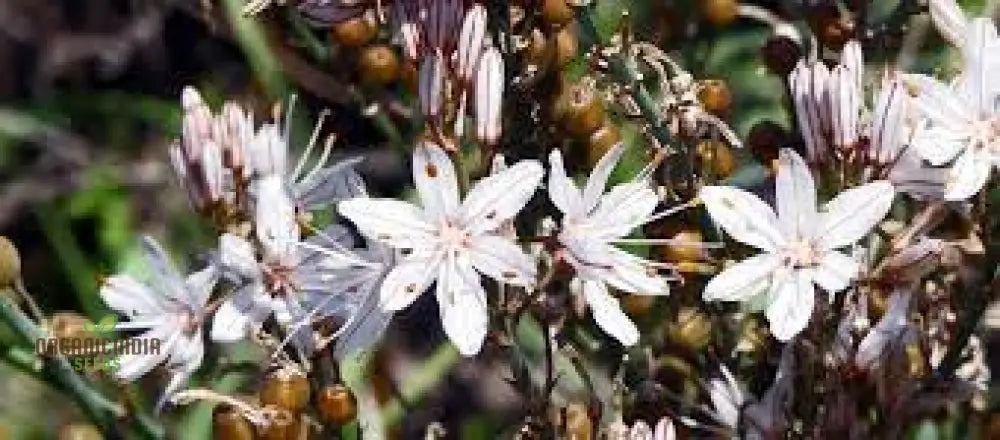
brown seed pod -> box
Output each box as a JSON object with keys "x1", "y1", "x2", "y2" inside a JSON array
[
  {"x1": 702, "y1": 0, "x2": 738, "y2": 27},
  {"x1": 559, "y1": 81, "x2": 604, "y2": 138},
  {"x1": 213, "y1": 405, "x2": 256, "y2": 440},
  {"x1": 260, "y1": 371, "x2": 311, "y2": 413},
  {"x1": 747, "y1": 120, "x2": 788, "y2": 165},
  {"x1": 332, "y1": 11, "x2": 377, "y2": 48},
  {"x1": 317, "y1": 384, "x2": 358, "y2": 425},
  {"x1": 697, "y1": 79, "x2": 733, "y2": 116},
  {"x1": 553, "y1": 25, "x2": 579, "y2": 68},
  {"x1": 542, "y1": 0, "x2": 575, "y2": 27},
  {"x1": 586, "y1": 123, "x2": 621, "y2": 168},
  {"x1": 400, "y1": 60, "x2": 419, "y2": 93},
  {"x1": 696, "y1": 140, "x2": 736, "y2": 178},
  {"x1": 667, "y1": 307, "x2": 712, "y2": 352},
  {"x1": 564, "y1": 402, "x2": 593, "y2": 440},
  {"x1": 258, "y1": 405, "x2": 299, "y2": 440},
  {"x1": 359, "y1": 44, "x2": 400, "y2": 86},
  {"x1": 0, "y1": 236, "x2": 21, "y2": 288},
  {"x1": 661, "y1": 229, "x2": 706, "y2": 264},
  {"x1": 525, "y1": 28, "x2": 553, "y2": 71},
  {"x1": 57, "y1": 424, "x2": 102, "y2": 440},
  {"x1": 621, "y1": 294, "x2": 656, "y2": 317},
  {"x1": 761, "y1": 35, "x2": 803, "y2": 77}
]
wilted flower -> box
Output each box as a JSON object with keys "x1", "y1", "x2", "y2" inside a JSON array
[
  {"x1": 907, "y1": 18, "x2": 1000, "y2": 201},
  {"x1": 700, "y1": 149, "x2": 894, "y2": 340},
  {"x1": 549, "y1": 143, "x2": 676, "y2": 345},
  {"x1": 339, "y1": 141, "x2": 543, "y2": 355},
  {"x1": 855, "y1": 290, "x2": 913, "y2": 371},
  {"x1": 99, "y1": 237, "x2": 217, "y2": 408}
]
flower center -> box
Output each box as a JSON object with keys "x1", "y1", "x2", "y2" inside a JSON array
[
  {"x1": 437, "y1": 220, "x2": 470, "y2": 252},
  {"x1": 264, "y1": 263, "x2": 297, "y2": 296},
  {"x1": 782, "y1": 239, "x2": 822, "y2": 269},
  {"x1": 971, "y1": 117, "x2": 1000, "y2": 153},
  {"x1": 178, "y1": 311, "x2": 200, "y2": 336}
]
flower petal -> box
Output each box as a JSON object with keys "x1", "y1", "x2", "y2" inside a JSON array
[
  {"x1": 765, "y1": 270, "x2": 816, "y2": 342},
  {"x1": 813, "y1": 250, "x2": 859, "y2": 293},
  {"x1": 184, "y1": 265, "x2": 218, "y2": 308},
  {"x1": 817, "y1": 181, "x2": 895, "y2": 249},
  {"x1": 140, "y1": 236, "x2": 187, "y2": 303},
  {"x1": 339, "y1": 198, "x2": 435, "y2": 248},
  {"x1": 911, "y1": 124, "x2": 966, "y2": 166},
  {"x1": 944, "y1": 148, "x2": 992, "y2": 201},
  {"x1": 699, "y1": 186, "x2": 784, "y2": 252},
  {"x1": 255, "y1": 175, "x2": 299, "y2": 261},
  {"x1": 435, "y1": 256, "x2": 488, "y2": 356},
  {"x1": 583, "y1": 182, "x2": 659, "y2": 238},
  {"x1": 467, "y1": 234, "x2": 536, "y2": 286},
  {"x1": 220, "y1": 233, "x2": 258, "y2": 278},
  {"x1": 413, "y1": 141, "x2": 460, "y2": 220},
  {"x1": 775, "y1": 149, "x2": 817, "y2": 238},
  {"x1": 704, "y1": 254, "x2": 780, "y2": 302},
  {"x1": 929, "y1": 0, "x2": 968, "y2": 47},
  {"x1": 905, "y1": 74, "x2": 975, "y2": 130},
  {"x1": 101, "y1": 275, "x2": 164, "y2": 317},
  {"x1": 547, "y1": 148, "x2": 584, "y2": 218},
  {"x1": 582, "y1": 142, "x2": 626, "y2": 211},
  {"x1": 581, "y1": 279, "x2": 639, "y2": 346},
  {"x1": 379, "y1": 255, "x2": 440, "y2": 311},
  {"x1": 461, "y1": 160, "x2": 544, "y2": 235},
  {"x1": 957, "y1": 18, "x2": 999, "y2": 112},
  {"x1": 856, "y1": 290, "x2": 911, "y2": 370}
]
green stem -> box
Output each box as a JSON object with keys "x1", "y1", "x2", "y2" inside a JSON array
[
  {"x1": 0, "y1": 295, "x2": 165, "y2": 438},
  {"x1": 379, "y1": 344, "x2": 461, "y2": 427}
]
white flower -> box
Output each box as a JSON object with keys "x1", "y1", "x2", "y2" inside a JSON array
[
  {"x1": 700, "y1": 149, "x2": 894, "y2": 341},
  {"x1": 339, "y1": 141, "x2": 543, "y2": 355},
  {"x1": 929, "y1": 0, "x2": 969, "y2": 48},
  {"x1": 212, "y1": 176, "x2": 374, "y2": 345},
  {"x1": 549, "y1": 143, "x2": 672, "y2": 346},
  {"x1": 99, "y1": 237, "x2": 217, "y2": 407},
  {"x1": 907, "y1": 18, "x2": 1000, "y2": 201}
]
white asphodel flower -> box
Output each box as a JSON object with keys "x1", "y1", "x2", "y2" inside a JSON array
[
  {"x1": 700, "y1": 149, "x2": 895, "y2": 341},
  {"x1": 929, "y1": 0, "x2": 970, "y2": 48},
  {"x1": 212, "y1": 175, "x2": 374, "y2": 345},
  {"x1": 907, "y1": 18, "x2": 1000, "y2": 201},
  {"x1": 99, "y1": 237, "x2": 217, "y2": 408},
  {"x1": 339, "y1": 141, "x2": 543, "y2": 355},
  {"x1": 549, "y1": 143, "x2": 676, "y2": 346}
]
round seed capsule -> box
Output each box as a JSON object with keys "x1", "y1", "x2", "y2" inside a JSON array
[
  {"x1": 697, "y1": 79, "x2": 732, "y2": 116},
  {"x1": 702, "y1": 0, "x2": 738, "y2": 27},
  {"x1": 359, "y1": 44, "x2": 400, "y2": 86},
  {"x1": 258, "y1": 405, "x2": 299, "y2": 440},
  {"x1": 213, "y1": 405, "x2": 256, "y2": 440},
  {"x1": 553, "y1": 25, "x2": 579, "y2": 68},
  {"x1": 0, "y1": 236, "x2": 21, "y2": 289},
  {"x1": 696, "y1": 140, "x2": 736, "y2": 178},
  {"x1": 559, "y1": 82, "x2": 604, "y2": 138},
  {"x1": 542, "y1": 0, "x2": 575, "y2": 27},
  {"x1": 564, "y1": 402, "x2": 593, "y2": 440},
  {"x1": 317, "y1": 384, "x2": 358, "y2": 425},
  {"x1": 57, "y1": 424, "x2": 102, "y2": 440},
  {"x1": 332, "y1": 12, "x2": 377, "y2": 48},
  {"x1": 260, "y1": 372, "x2": 311, "y2": 413},
  {"x1": 586, "y1": 123, "x2": 621, "y2": 168}
]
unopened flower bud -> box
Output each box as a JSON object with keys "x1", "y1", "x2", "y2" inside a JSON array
[
  {"x1": 456, "y1": 4, "x2": 488, "y2": 85},
  {"x1": 0, "y1": 236, "x2": 21, "y2": 289},
  {"x1": 419, "y1": 50, "x2": 446, "y2": 123},
  {"x1": 475, "y1": 46, "x2": 504, "y2": 145},
  {"x1": 216, "y1": 102, "x2": 252, "y2": 172},
  {"x1": 180, "y1": 86, "x2": 214, "y2": 161}
]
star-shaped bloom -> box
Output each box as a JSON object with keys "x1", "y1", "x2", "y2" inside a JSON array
[
  {"x1": 907, "y1": 18, "x2": 1000, "y2": 201},
  {"x1": 212, "y1": 175, "x2": 374, "y2": 346},
  {"x1": 548, "y1": 143, "x2": 671, "y2": 346},
  {"x1": 99, "y1": 237, "x2": 217, "y2": 407},
  {"x1": 339, "y1": 141, "x2": 543, "y2": 355},
  {"x1": 700, "y1": 149, "x2": 895, "y2": 341}
]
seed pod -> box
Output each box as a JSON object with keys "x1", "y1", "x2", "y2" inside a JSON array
[
  {"x1": 747, "y1": 120, "x2": 787, "y2": 165},
  {"x1": 317, "y1": 384, "x2": 358, "y2": 425},
  {"x1": 559, "y1": 81, "x2": 604, "y2": 138},
  {"x1": 661, "y1": 229, "x2": 705, "y2": 263},
  {"x1": 697, "y1": 79, "x2": 732, "y2": 116},
  {"x1": 213, "y1": 405, "x2": 256, "y2": 440},
  {"x1": 258, "y1": 405, "x2": 298, "y2": 440},
  {"x1": 667, "y1": 307, "x2": 712, "y2": 352},
  {"x1": 401, "y1": 60, "x2": 419, "y2": 93},
  {"x1": 359, "y1": 44, "x2": 400, "y2": 86},
  {"x1": 553, "y1": 25, "x2": 578, "y2": 68},
  {"x1": 696, "y1": 140, "x2": 736, "y2": 178},
  {"x1": 702, "y1": 0, "x2": 738, "y2": 27},
  {"x1": 332, "y1": 10, "x2": 377, "y2": 47},
  {"x1": 761, "y1": 35, "x2": 803, "y2": 77},
  {"x1": 0, "y1": 236, "x2": 21, "y2": 289},
  {"x1": 586, "y1": 123, "x2": 621, "y2": 168},
  {"x1": 49, "y1": 313, "x2": 93, "y2": 355},
  {"x1": 525, "y1": 28, "x2": 552, "y2": 71},
  {"x1": 621, "y1": 294, "x2": 656, "y2": 317},
  {"x1": 564, "y1": 402, "x2": 593, "y2": 440},
  {"x1": 57, "y1": 424, "x2": 102, "y2": 440},
  {"x1": 542, "y1": 0, "x2": 575, "y2": 27},
  {"x1": 260, "y1": 371, "x2": 311, "y2": 413}
]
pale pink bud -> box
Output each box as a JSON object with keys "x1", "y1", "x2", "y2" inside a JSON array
[
  {"x1": 456, "y1": 4, "x2": 487, "y2": 85},
  {"x1": 475, "y1": 46, "x2": 504, "y2": 145},
  {"x1": 216, "y1": 102, "x2": 253, "y2": 173},
  {"x1": 869, "y1": 75, "x2": 908, "y2": 166},
  {"x1": 180, "y1": 86, "x2": 214, "y2": 163},
  {"x1": 419, "y1": 49, "x2": 446, "y2": 122},
  {"x1": 788, "y1": 60, "x2": 831, "y2": 163},
  {"x1": 829, "y1": 64, "x2": 860, "y2": 153},
  {"x1": 396, "y1": 1, "x2": 423, "y2": 61},
  {"x1": 929, "y1": 0, "x2": 968, "y2": 48}
]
